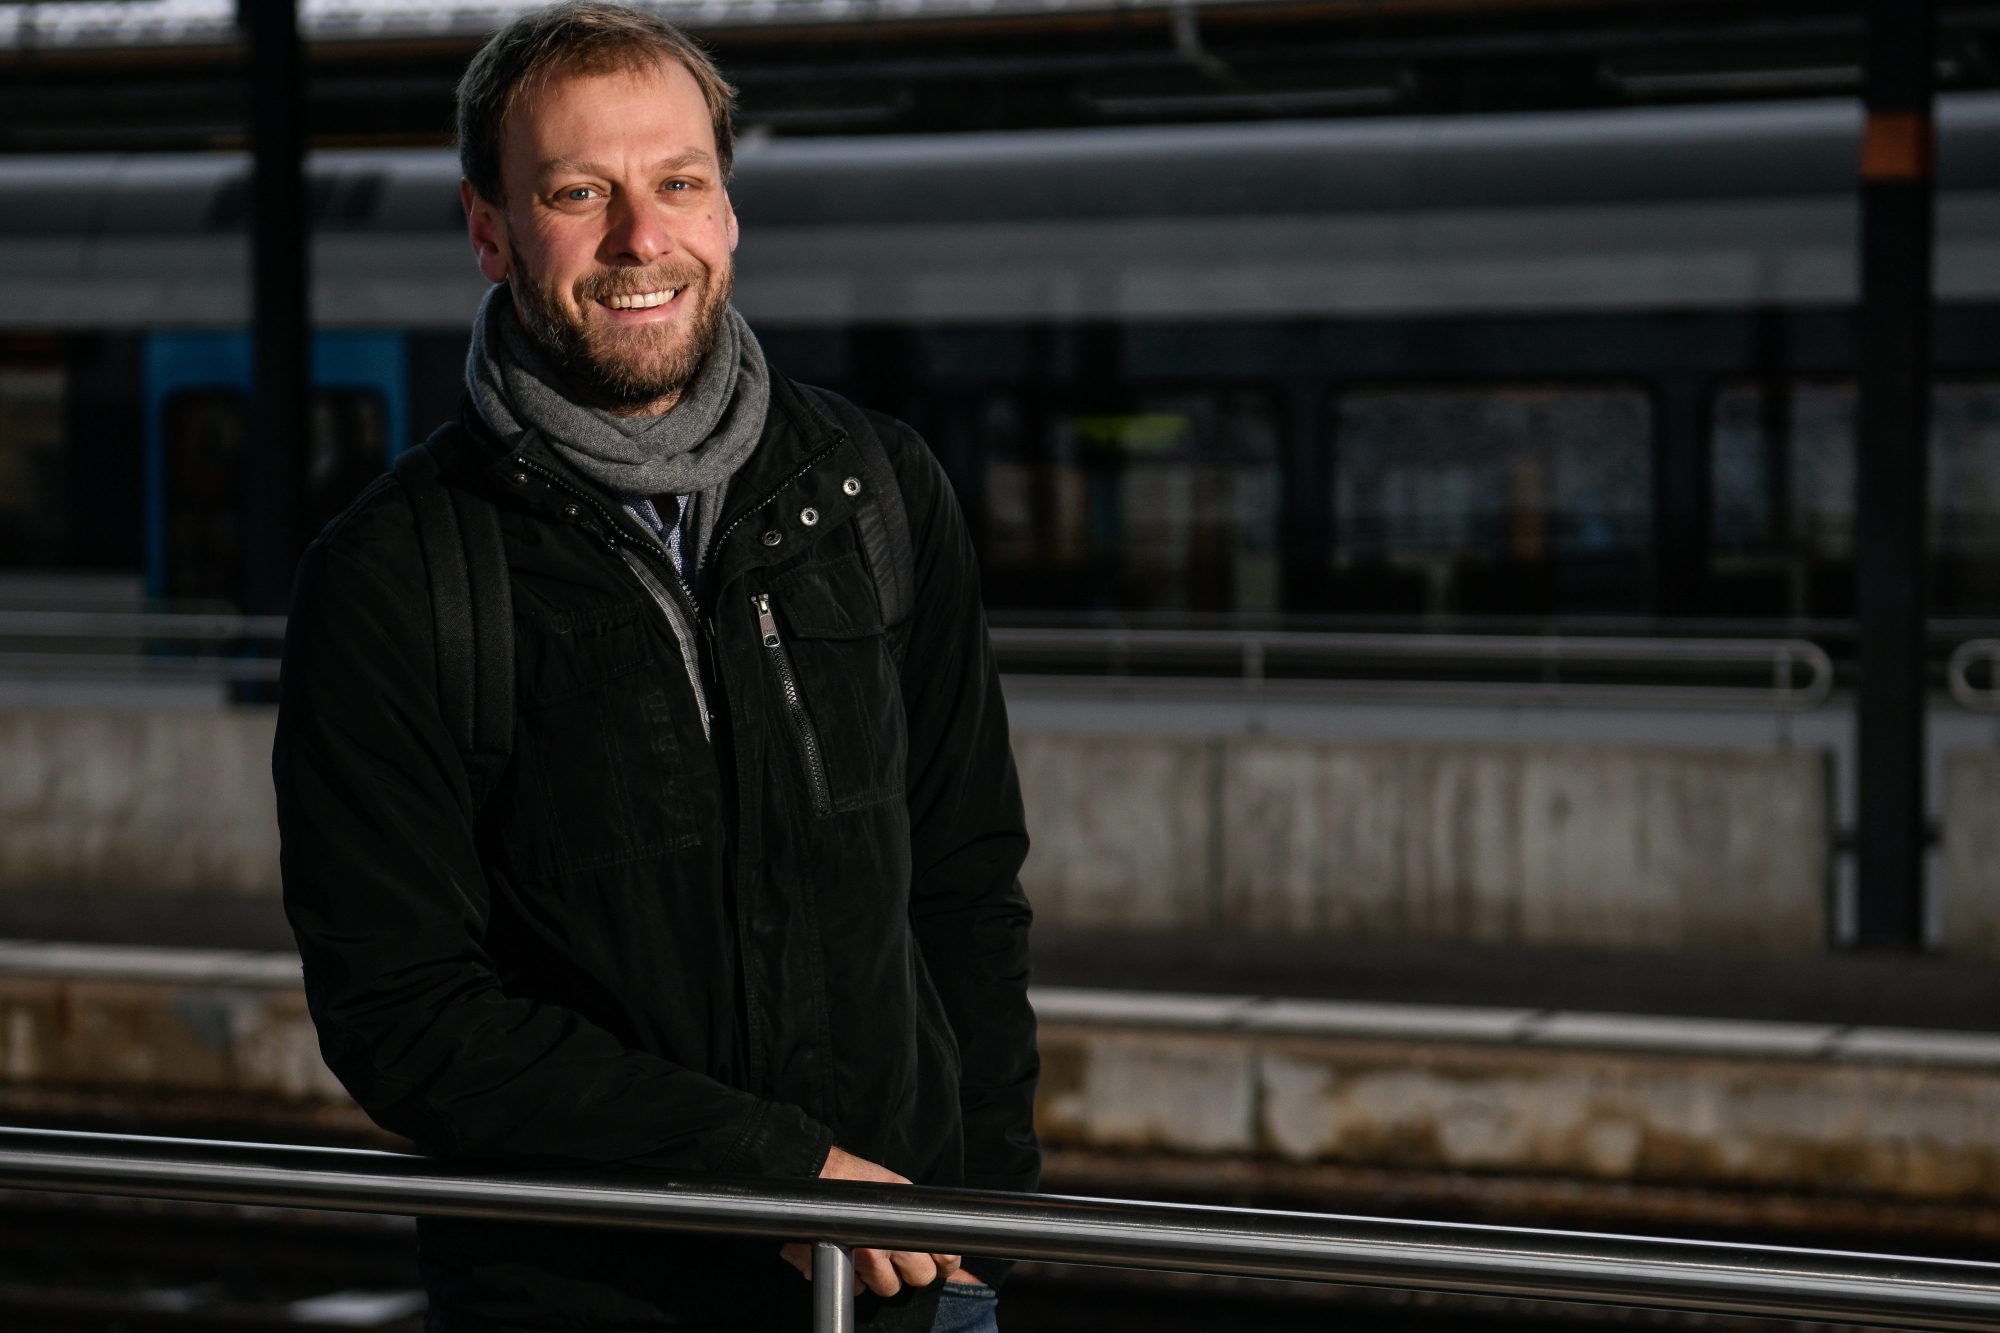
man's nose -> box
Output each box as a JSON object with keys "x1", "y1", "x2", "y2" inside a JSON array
[{"x1": 602, "y1": 192, "x2": 672, "y2": 266}]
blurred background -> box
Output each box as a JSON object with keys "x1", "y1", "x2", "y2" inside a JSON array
[{"x1": 1, "y1": 0, "x2": 1998, "y2": 1328}]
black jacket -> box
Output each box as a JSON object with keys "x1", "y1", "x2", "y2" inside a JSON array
[{"x1": 274, "y1": 374, "x2": 1039, "y2": 1330}]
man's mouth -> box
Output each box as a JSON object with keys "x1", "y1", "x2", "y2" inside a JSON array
[{"x1": 603, "y1": 287, "x2": 682, "y2": 311}]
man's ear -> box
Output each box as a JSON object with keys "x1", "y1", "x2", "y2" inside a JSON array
[
  {"x1": 463, "y1": 179, "x2": 512, "y2": 284},
  {"x1": 726, "y1": 196, "x2": 738, "y2": 253}
]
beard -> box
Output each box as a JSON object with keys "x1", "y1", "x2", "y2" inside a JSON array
[{"x1": 508, "y1": 242, "x2": 733, "y2": 413}]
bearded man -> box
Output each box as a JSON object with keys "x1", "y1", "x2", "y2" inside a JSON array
[{"x1": 272, "y1": 6, "x2": 1038, "y2": 1330}]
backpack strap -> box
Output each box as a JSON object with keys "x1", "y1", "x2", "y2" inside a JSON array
[
  {"x1": 395, "y1": 428, "x2": 515, "y2": 807},
  {"x1": 797, "y1": 386, "x2": 916, "y2": 637},
  {"x1": 850, "y1": 429, "x2": 915, "y2": 632}
]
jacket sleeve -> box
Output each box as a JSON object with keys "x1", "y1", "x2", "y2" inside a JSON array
[
  {"x1": 877, "y1": 415, "x2": 1041, "y2": 1204},
  {"x1": 274, "y1": 488, "x2": 834, "y2": 1178}
]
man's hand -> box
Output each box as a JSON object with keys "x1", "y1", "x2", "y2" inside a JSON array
[{"x1": 779, "y1": 1147, "x2": 965, "y2": 1297}]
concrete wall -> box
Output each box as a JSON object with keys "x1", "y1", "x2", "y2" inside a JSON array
[
  {"x1": 0, "y1": 709, "x2": 280, "y2": 895},
  {"x1": 1018, "y1": 733, "x2": 1830, "y2": 952},
  {"x1": 1946, "y1": 750, "x2": 2000, "y2": 956},
  {"x1": 14, "y1": 948, "x2": 2000, "y2": 1214},
  {"x1": 0, "y1": 708, "x2": 1910, "y2": 954},
  {"x1": 1038, "y1": 1021, "x2": 2000, "y2": 1204}
]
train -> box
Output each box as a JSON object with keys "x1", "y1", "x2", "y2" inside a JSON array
[{"x1": 6, "y1": 92, "x2": 2000, "y2": 619}]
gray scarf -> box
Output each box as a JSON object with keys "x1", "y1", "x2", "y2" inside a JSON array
[{"x1": 465, "y1": 283, "x2": 768, "y2": 567}]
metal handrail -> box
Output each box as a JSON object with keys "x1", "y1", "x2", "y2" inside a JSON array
[
  {"x1": 2, "y1": 1126, "x2": 1998, "y2": 1333},
  {"x1": 1950, "y1": 638, "x2": 2000, "y2": 711},
  {"x1": 990, "y1": 627, "x2": 1836, "y2": 711},
  {"x1": 0, "y1": 614, "x2": 1839, "y2": 704},
  {"x1": 0, "y1": 611, "x2": 288, "y2": 639},
  {"x1": 0, "y1": 611, "x2": 286, "y2": 685}
]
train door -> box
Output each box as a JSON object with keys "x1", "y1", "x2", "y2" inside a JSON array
[{"x1": 144, "y1": 331, "x2": 408, "y2": 608}]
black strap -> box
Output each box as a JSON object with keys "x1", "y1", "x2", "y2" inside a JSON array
[
  {"x1": 395, "y1": 430, "x2": 515, "y2": 807},
  {"x1": 798, "y1": 386, "x2": 916, "y2": 635},
  {"x1": 851, "y1": 429, "x2": 915, "y2": 631}
]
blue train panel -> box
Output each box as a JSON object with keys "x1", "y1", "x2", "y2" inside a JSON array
[{"x1": 143, "y1": 330, "x2": 409, "y2": 606}]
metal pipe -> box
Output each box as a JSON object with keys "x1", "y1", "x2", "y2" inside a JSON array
[
  {"x1": 989, "y1": 627, "x2": 1835, "y2": 709},
  {"x1": 0, "y1": 611, "x2": 288, "y2": 639},
  {"x1": 0, "y1": 618, "x2": 1834, "y2": 704},
  {"x1": 813, "y1": 1241, "x2": 854, "y2": 1333},
  {"x1": 2, "y1": 1126, "x2": 2000, "y2": 1331},
  {"x1": 1950, "y1": 638, "x2": 2000, "y2": 710}
]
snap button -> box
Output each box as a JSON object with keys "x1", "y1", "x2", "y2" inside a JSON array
[
  {"x1": 842, "y1": 477, "x2": 862, "y2": 497},
  {"x1": 762, "y1": 529, "x2": 783, "y2": 547},
  {"x1": 561, "y1": 504, "x2": 580, "y2": 519},
  {"x1": 511, "y1": 471, "x2": 528, "y2": 485},
  {"x1": 800, "y1": 507, "x2": 820, "y2": 527}
]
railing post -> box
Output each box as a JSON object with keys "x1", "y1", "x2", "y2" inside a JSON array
[
  {"x1": 812, "y1": 1240, "x2": 853, "y2": 1333},
  {"x1": 1243, "y1": 638, "x2": 1265, "y2": 733}
]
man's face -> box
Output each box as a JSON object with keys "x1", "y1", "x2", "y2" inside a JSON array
[{"x1": 463, "y1": 59, "x2": 739, "y2": 414}]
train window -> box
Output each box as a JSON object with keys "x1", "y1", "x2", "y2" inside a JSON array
[
  {"x1": 162, "y1": 386, "x2": 390, "y2": 609},
  {"x1": 978, "y1": 386, "x2": 1282, "y2": 613},
  {"x1": 1329, "y1": 386, "x2": 1653, "y2": 615},
  {"x1": 163, "y1": 390, "x2": 247, "y2": 609},
  {"x1": 0, "y1": 367, "x2": 67, "y2": 568},
  {"x1": 1711, "y1": 381, "x2": 2000, "y2": 616},
  {"x1": 304, "y1": 389, "x2": 390, "y2": 540}
]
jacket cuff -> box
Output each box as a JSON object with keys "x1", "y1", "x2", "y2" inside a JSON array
[
  {"x1": 964, "y1": 1257, "x2": 1016, "y2": 1290},
  {"x1": 722, "y1": 1098, "x2": 838, "y2": 1178}
]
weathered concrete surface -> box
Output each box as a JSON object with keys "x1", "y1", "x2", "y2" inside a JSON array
[
  {"x1": 1946, "y1": 750, "x2": 2000, "y2": 957},
  {"x1": 8, "y1": 939, "x2": 2000, "y2": 1235},
  {"x1": 0, "y1": 711, "x2": 1832, "y2": 951},
  {"x1": 1038, "y1": 1021, "x2": 2000, "y2": 1204},
  {"x1": 0, "y1": 976, "x2": 339, "y2": 1102},
  {"x1": 1014, "y1": 734, "x2": 1212, "y2": 928},
  {"x1": 0, "y1": 709, "x2": 279, "y2": 895},
  {"x1": 1021, "y1": 733, "x2": 1829, "y2": 951}
]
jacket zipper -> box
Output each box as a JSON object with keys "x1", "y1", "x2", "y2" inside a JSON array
[
  {"x1": 754, "y1": 592, "x2": 831, "y2": 816},
  {"x1": 519, "y1": 431, "x2": 846, "y2": 761},
  {"x1": 517, "y1": 456, "x2": 715, "y2": 737},
  {"x1": 516, "y1": 456, "x2": 702, "y2": 608}
]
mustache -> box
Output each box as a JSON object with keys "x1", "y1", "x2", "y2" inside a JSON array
[{"x1": 573, "y1": 261, "x2": 709, "y2": 305}]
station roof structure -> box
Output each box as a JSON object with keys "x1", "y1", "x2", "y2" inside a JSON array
[
  {"x1": 11, "y1": 0, "x2": 1294, "y2": 49},
  {"x1": 0, "y1": 0, "x2": 1993, "y2": 151}
]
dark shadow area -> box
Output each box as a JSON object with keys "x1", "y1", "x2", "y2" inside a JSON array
[
  {"x1": 0, "y1": 1196, "x2": 421, "y2": 1333},
  {"x1": 0, "y1": 891, "x2": 295, "y2": 953},
  {"x1": 1034, "y1": 926, "x2": 2000, "y2": 1030}
]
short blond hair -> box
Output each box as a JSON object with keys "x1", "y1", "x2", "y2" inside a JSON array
[{"x1": 457, "y1": 2, "x2": 738, "y2": 204}]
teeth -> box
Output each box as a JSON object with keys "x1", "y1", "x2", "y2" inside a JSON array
[{"x1": 607, "y1": 288, "x2": 679, "y2": 310}]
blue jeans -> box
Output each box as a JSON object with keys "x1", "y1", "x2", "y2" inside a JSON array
[{"x1": 930, "y1": 1279, "x2": 998, "y2": 1333}]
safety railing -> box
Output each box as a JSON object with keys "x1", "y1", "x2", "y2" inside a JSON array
[
  {"x1": 1, "y1": 1126, "x2": 1998, "y2": 1332},
  {"x1": 0, "y1": 615, "x2": 1841, "y2": 707},
  {"x1": 989, "y1": 627, "x2": 1836, "y2": 712},
  {"x1": 0, "y1": 610, "x2": 286, "y2": 683},
  {"x1": 1950, "y1": 638, "x2": 2000, "y2": 711}
]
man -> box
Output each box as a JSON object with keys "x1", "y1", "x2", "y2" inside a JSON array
[{"x1": 272, "y1": 5, "x2": 1038, "y2": 1329}]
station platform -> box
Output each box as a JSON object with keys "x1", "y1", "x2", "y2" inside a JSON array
[{"x1": 0, "y1": 938, "x2": 1997, "y2": 1254}]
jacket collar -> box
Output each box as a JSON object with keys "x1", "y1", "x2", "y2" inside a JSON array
[{"x1": 450, "y1": 371, "x2": 849, "y2": 585}]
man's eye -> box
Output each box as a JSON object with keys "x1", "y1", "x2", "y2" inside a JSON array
[
  {"x1": 664, "y1": 180, "x2": 689, "y2": 192},
  {"x1": 563, "y1": 188, "x2": 596, "y2": 201}
]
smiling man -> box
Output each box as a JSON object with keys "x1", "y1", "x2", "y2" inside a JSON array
[{"x1": 272, "y1": 6, "x2": 1039, "y2": 1331}]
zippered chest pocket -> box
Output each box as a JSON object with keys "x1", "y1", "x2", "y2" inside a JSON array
[{"x1": 752, "y1": 553, "x2": 905, "y2": 816}]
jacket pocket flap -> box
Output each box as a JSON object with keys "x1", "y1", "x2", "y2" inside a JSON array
[{"x1": 768, "y1": 552, "x2": 886, "y2": 640}]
